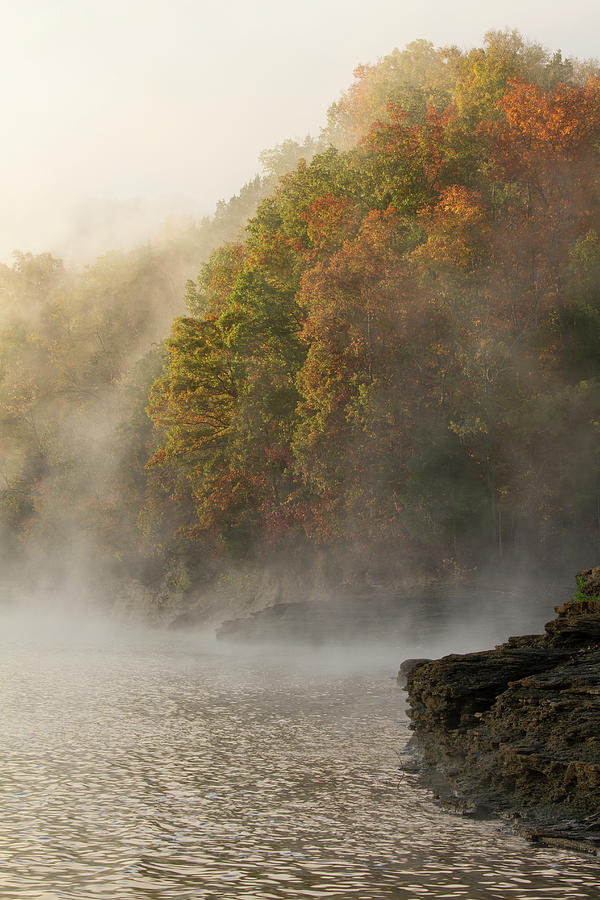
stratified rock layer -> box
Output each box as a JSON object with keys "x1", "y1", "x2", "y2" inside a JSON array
[{"x1": 405, "y1": 580, "x2": 600, "y2": 855}]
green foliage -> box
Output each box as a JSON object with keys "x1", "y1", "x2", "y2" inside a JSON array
[
  {"x1": 570, "y1": 573, "x2": 600, "y2": 604},
  {"x1": 4, "y1": 30, "x2": 600, "y2": 596},
  {"x1": 146, "y1": 31, "x2": 600, "y2": 571},
  {"x1": 0, "y1": 148, "x2": 296, "y2": 586},
  {"x1": 570, "y1": 588, "x2": 600, "y2": 603}
]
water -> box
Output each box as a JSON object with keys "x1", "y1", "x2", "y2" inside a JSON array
[{"x1": 1, "y1": 621, "x2": 599, "y2": 899}]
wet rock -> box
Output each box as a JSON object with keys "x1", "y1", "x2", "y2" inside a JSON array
[
  {"x1": 397, "y1": 658, "x2": 432, "y2": 688},
  {"x1": 515, "y1": 815, "x2": 600, "y2": 856},
  {"x1": 405, "y1": 567, "x2": 600, "y2": 854},
  {"x1": 544, "y1": 598, "x2": 600, "y2": 648}
]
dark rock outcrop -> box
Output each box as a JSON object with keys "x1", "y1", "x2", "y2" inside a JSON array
[
  {"x1": 397, "y1": 658, "x2": 432, "y2": 688},
  {"x1": 405, "y1": 570, "x2": 600, "y2": 855},
  {"x1": 217, "y1": 593, "x2": 430, "y2": 643},
  {"x1": 217, "y1": 602, "x2": 319, "y2": 642}
]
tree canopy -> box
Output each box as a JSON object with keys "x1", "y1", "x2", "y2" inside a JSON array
[
  {"x1": 147, "y1": 32, "x2": 600, "y2": 583},
  {"x1": 2, "y1": 31, "x2": 600, "y2": 601}
]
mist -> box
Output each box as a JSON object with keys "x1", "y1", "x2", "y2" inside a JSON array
[
  {"x1": 1, "y1": 25, "x2": 598, "y2": 643},
  {"x1": 3, "y1": 0, "x2": 600, "y2": 264},
  {"x1": 4, "y1": 10, "x2": 600, "y2": 897}
]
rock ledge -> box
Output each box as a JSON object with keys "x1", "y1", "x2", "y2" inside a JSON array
[{"x1": 405, "y1": 567, "x2": 600, "y2": 856}]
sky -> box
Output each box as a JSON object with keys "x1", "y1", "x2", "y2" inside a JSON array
[{"x1": 1, "y1": 0, "x2": 599, "y2": 264}]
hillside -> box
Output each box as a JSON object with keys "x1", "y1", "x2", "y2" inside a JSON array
[{"x1": 2, "y1": 31, "x2": 600, "y2": 619}]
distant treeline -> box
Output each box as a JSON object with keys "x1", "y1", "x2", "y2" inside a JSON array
[
  {"x1": 0, "y1": 140, "x2": 314, "y2": 595},
  {"x1": 2, "y1": 31, "x2": 600, "y2": 600}
]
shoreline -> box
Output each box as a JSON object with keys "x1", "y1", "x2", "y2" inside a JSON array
[{"x1": 403, "y1": 567, "x2": 600, "y2": 857}]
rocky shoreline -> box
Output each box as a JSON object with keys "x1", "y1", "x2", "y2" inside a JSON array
[{"x1": 403, "y1": 567, "x2": 600, "y2": 857}]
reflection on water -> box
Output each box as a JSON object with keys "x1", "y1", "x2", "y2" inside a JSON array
[{"x1": 1, "y1": 624, "x2": 599, "y2": 899}]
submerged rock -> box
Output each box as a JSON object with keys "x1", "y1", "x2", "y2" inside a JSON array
[{"x1": 405, "y1": 567, "x2": 600, "y2": 856}]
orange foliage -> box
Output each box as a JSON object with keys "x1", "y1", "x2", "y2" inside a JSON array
[{"x1": 497, "y1": 78, "x2": 600, "y2": 160}]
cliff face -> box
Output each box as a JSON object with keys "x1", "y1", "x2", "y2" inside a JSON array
[{"x1": 405, "y1": 568, "x2": 600, "y2": 855}]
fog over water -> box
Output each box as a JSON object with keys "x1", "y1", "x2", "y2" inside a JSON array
[
  {"x1": 2, "y1": 614, "x2": 600, "y2": 900},
  {"x1": 3, "y1": 4, "x2": 600, "y2": 896}
]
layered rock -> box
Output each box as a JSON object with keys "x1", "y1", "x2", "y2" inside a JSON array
[
  {"x1": 405, "y1": 569, "x2": 600, "y2": 855},
  {"x1": 396, "y1": 658, "x2": 432, "y2": 688}
]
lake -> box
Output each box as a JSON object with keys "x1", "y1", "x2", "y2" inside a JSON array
[{"x1": 1, "y1": 613, "x2": 599, "y2": 898}]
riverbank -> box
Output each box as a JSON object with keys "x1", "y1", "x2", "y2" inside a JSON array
[{"x1": 404, "y1": 567, "x2": 600, "y2": 857}]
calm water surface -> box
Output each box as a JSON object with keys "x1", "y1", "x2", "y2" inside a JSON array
[{"x1": 1, "y1": 620, "x2": 599, "y2": 899}]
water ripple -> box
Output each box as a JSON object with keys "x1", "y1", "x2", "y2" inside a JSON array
[{"x1": 0, "y1": 631, "x2": 599, "y2": 898}]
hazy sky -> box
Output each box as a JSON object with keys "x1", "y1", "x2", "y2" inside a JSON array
[{"x1": 2, "y1": 0, "x2": 599, "y2": 263}]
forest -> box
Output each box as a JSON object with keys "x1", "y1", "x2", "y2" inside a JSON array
[{"x1": 2, "y1": 31, "x2": 600, "y2": 612}]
